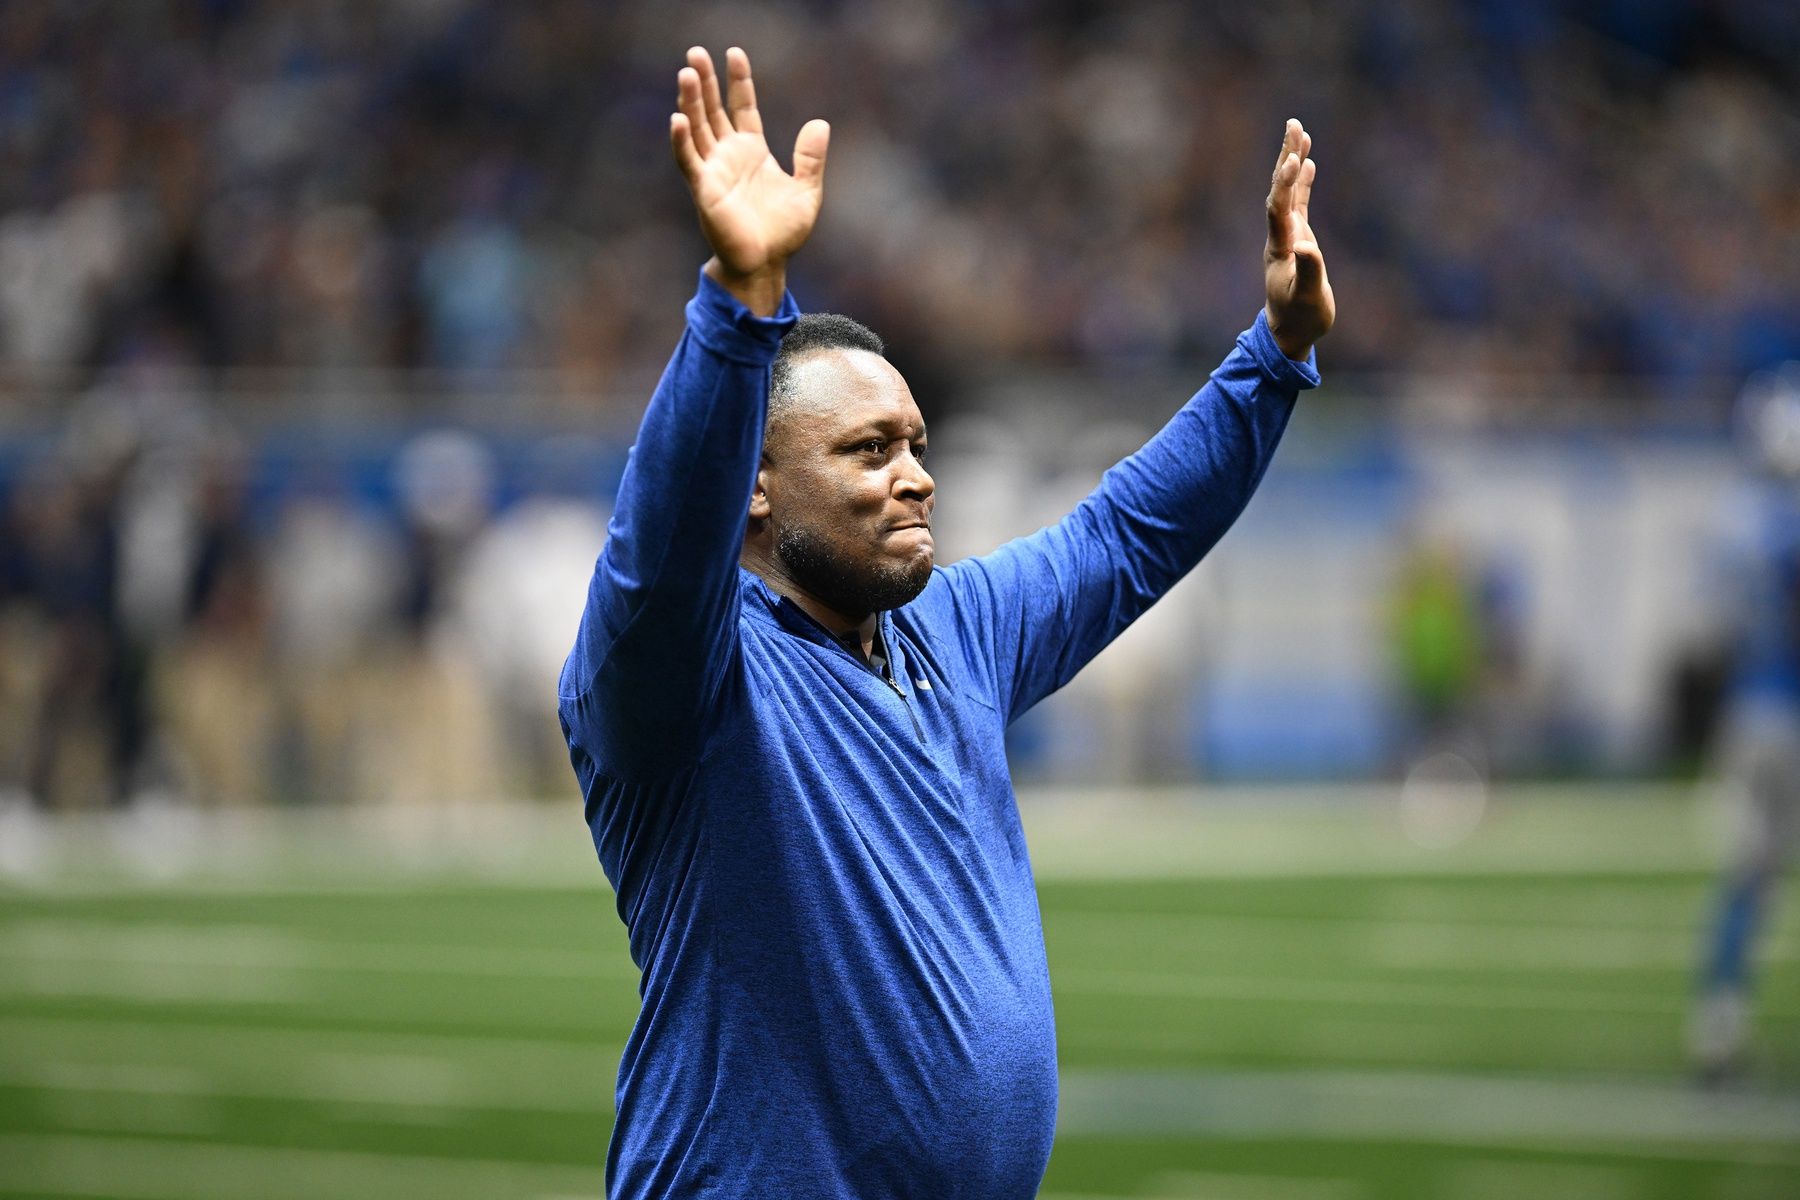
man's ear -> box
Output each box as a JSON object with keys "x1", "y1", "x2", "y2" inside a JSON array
[{"x1": 748, "y1": 462, "x2": 771, "y2": 522}]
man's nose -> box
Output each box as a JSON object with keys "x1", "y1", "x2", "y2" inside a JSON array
[{"x1": 895, "y1": 454, "x2": 934, "y2": 501}]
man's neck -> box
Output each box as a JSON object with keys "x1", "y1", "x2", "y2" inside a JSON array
[{"x1": 741, "y1": 552, "x2": 878, "y2": 660}]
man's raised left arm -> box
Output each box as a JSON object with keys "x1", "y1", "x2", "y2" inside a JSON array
[{"x1": 929, "y1": 120, "x2": 1335, "y2": 721}]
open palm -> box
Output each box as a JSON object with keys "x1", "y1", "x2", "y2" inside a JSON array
[
  {"x1": 1263, "y1": 119, "x2": 1335, "y2": 359},
  {"x1": 670, "y1": 47, "x2": 829, "y2": 281}
]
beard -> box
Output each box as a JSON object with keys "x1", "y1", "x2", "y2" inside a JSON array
[{"x1": 773, "y1": 515, "x2": 932, "y2": 618}]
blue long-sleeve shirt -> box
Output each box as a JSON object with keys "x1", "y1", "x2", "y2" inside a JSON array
[{"x1": 559, "y1": 271, "x2": 1318, "y2": 1199}]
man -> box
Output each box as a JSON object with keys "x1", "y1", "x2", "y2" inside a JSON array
[
  {"x1": 1690, "y1": 371, "x2": 1800, "y2": 1085},
  {"x1": 559, "y1": 45, "x2": 1332, "y2": 1198}
]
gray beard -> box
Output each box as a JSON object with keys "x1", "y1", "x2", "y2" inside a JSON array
[{"x1": 773, "y1": 518, "x2": 931, "y2": 619}]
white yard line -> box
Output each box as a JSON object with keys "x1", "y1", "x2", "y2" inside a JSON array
[
  {"x1": 0, "y1": 1058, "x2": 607, "y2": 1116},
  {"x1": 0, "y1": 1133, "x2": 601, "y2": 1200},
  {"x1": 0, "y1": 1014, "x2": 613, "y2": 1111},
  {"x1": 1142, "y1": 1170, "x2": 1360, "y2": 1199},
  {"x1": 1020, "y1": 786, "x2": 1714, "y2": 880},
  {"x1": 11, "y1": 912, "x2": 1787, "y2": 995},
  {"x1": 1056, "y1": 1069, "x2": 1800, "y2": 1152},
  {"x1": 1369, "y1": 881, "x2": 1713, "y2": 929},
  {"x1": 1045, "y1": 909, "x2": 1797, "y2": 972},
  {"x1": 2, "y1": 1071, "x2": 1791, "y2": 1200},
  {"x1": 1052, "y1": 968, "x2": 1688, "y2": 1016},
  {"x1": 4, "y1": 1011, "x2": 1792, "y2": 1156},
  {"x1": 0, "y1": 939, "x2": 1715, "y2": 1018},
  {"x1": 1040, "y1": 1180, "x2": 1358, "y2": 1200},
  {"x1": 4, "y1": 916, "x2": 1757, "y2": 1020},
  {"x1": 0, "y1": 785, "x2": 1723, "y2": 893},
  {"x1": 1065, "y1": 1014, "x2": 1670, "y2": 1075},
  {"x1": 0, "y1": 1013, "x2": 601, "y2": 1058},
  {"x1": 0, "y1": 918, "x2": 637, "y2": 980}
]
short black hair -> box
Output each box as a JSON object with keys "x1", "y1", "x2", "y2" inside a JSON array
[{"x1": 768, "y1": 313, "x2": 886, "y2": 431}]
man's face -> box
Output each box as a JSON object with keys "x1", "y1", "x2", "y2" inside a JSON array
[{"x1": 757, "y1": 348, "x2": 936, "y2": 619}]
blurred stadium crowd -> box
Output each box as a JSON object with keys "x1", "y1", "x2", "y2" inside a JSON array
[
  {"x1": 0, "y1": 0, "x2": 1794, "y2": 393},
  {"x1": 1, "y1": 0, "x2": 1798, "y2": 808},
  {"x1": 0, "y1": 420, "x2": 609, "y2": 809}
]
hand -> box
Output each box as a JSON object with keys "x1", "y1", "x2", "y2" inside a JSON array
[
  {"x1": 669, "y1": 46, "x2": 830, "y2": 316},
  {"x1": 1263, "y1": 119, "x2": 1335, "y2": 360}
]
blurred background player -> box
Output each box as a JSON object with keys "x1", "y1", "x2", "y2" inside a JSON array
[{"x1": 1690, "y1": 363, "x2": 1800, "y2": 1083}]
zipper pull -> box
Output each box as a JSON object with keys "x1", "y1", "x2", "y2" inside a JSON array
[{"x1": 887, "y1": 675, "x2": 924, "y2": 740}]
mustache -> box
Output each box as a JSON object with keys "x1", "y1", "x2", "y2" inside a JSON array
[{"x1": 885, "y1": 507, "x2": 933, "y2": 531}]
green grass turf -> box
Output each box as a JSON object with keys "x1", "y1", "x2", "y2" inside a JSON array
[{"x1": 0, "y1": 792, "x2": 1795, "y2": 1199}]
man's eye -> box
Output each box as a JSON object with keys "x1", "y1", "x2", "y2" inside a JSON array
[{"x1": 859, "y1": 439, "x2": 885, "y2": 455}]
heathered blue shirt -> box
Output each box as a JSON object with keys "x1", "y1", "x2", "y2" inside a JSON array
[
  {"x1": 1721, "y1": 477, "x2": 1800, "y2": 714},
  {"x1": 559, "y1": 271, "x2": 1317, "y2": 1199}
]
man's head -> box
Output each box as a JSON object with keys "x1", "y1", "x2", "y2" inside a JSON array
[{"x1": 746, "y1": 313, "x2": 935, "y2": 625}]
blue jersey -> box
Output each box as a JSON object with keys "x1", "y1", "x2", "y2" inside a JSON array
[
  {"x1": 558, "y1": 271, "x2": 1316, "y2": 1199},
  {"x1": 1722, "y1": 478, "x2": 1800, "y2": 713}
]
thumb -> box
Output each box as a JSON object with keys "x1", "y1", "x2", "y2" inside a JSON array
[{"x1": 792, "y1": 119, "x2": 830, "y2": 190}]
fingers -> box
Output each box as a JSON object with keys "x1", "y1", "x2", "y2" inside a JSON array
[
  {"x1": 677, "y1": 67, "x2": 715, "y2": 157},
  {"x1": 669, "y1": 113, "x2": 702, "y2": 184},
  {"x1": 677, "y1": 46, "x2": 761, "y2": 160},
  {"x1": 792, "y1": 118, "x2": 830, "y2": 190},
  {"x1": 1266, "y1": 151, "x2": 1301, "y2": 256},
  {"x1": 1266, "y1": 118, "x2": 1332, "y2": 346},
  {"x1": 1266, "y1": 118, "x2": 1318, "y2": 256},
  {"x1": 725, "y1": 46, "x2": 763, "y2": 135},
  {"x1": 1271, "y1": 118, "x2": 1302, "y2": 173},
  {"x1": 687, "y1": 46, "x2": 733, "y2": 143}
]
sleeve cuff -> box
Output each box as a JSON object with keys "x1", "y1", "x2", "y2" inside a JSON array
[
  {"x1": 683, "y1": 267, "x2": 802, "y2": 365},
  {"x1": 1241, "y1": 309, "x2": 1322, "y2": 391}
]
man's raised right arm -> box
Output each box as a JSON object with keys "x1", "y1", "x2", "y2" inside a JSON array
[{"x1": 559, "y1": 47, "x2": 828, "y2": 776}]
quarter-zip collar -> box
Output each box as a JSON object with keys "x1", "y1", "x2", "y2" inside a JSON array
[{"x1": 741, "y1": 569, "x2": 911, "y2": 697}]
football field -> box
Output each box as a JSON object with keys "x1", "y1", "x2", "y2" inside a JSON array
[{"x1": 0, "y1": 786, "x2": 1795, "y2": 1199}]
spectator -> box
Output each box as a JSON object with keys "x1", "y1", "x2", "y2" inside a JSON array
[{"x1": 0, "y1": 1, "x2": 1789, "y2": 410}]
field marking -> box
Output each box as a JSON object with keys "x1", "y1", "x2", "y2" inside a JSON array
[
  {"x1": 0, "y1": 1015, "x2": 614, "y2": 1114},
  {"x1": 7, "y1": 1058, "x2": 1798, "y2": 1177},
  {"x1": 1029, "y1": 850, "x2": 1712, "y2": 882},
  {"x1": 11, "y1": 917, "x2": 1791, "y2": 1029},
  {"x1": 0, "y1": 786, "x2": 1724, "y2": 895},
  {"x1": 0, "y1": 1058, "x2": 604, "y2": 1116},
  {"x1": 1040, "y1": 1180, "x2": 1357, "y2": 1200},
  {"x1": 1045, "y1": 909, "x2": 1797, "y2": 973},
  {"x1": 0, "y1": 943, "x2": 1726, "y2": 1021},
  {"x1": 1437, "y1": 1157, "x2": 1639, "y2": 1200},
  {"x1": 1145, "y1": 1170, "x2": 1360, "y2": 1199},
  {"x1": 0, "y1": 1013, "x2": 606, "y2": 1059},
  {"x1": 8, "y1": 909, "x2": 1776, "y2": 994},
  {"x1": 1052, "y1": 967, "x2": 1689, "y2": 1016},
  {"x1": 0, "y1": 918, "x2": 639, "y2": 981},
  {"x1": 1021, "y1": 787, "x2": 1715, "y2": 881},
  {"x1": 36, "y1": 1080, "x2": 223, "y2": 1139},
  {"x1": 1062, "y1": 1013, "x2": 1682, "y2": 1076},
  {"x1": 11, "y1": 912, "x2": 1789, "y2": 1003},
  {"x1": 4, "y1": 1071, "x2": 1792, "y2": 1200},
  {"x1": 1057, "y1": 1069, "x2": 1800, "y2": 1154},
  {"x1": 0, "y1": 956, "x2": 308, "y2": 1006},
  {"x1": 1370, "y1": 881, "x2": 1716, "y2": 929},
  {"x1": 0, "y1": 1132, "x2": 601, "y2": 1200},
  {"x1": 1360, "y1": 924, "x2": 1793, "y2": 972},
  {"x1": 7, "y1": 1072, "x2": 1792, "y2": 1194}
]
